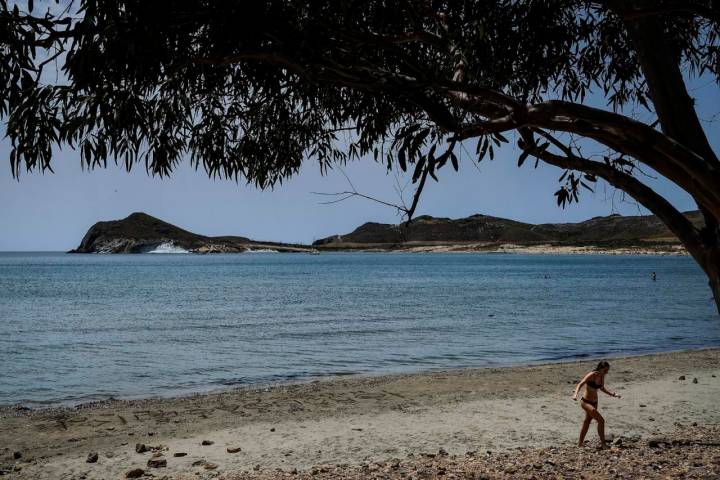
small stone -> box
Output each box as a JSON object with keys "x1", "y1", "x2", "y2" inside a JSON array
[
  {"x1": 204, "y1": 463, "x2": 218, "y2": 470},
  {"x1": 86, "y1": 452, "x2": 98, "y2": 463},
  {"x1": 290, "y1": 467, "x2": 298, "y2": 474},
  {"x1": 712, "y1": 374, "x2": 716, "y2": 378},
  {"x1": 639, "y1": 404, "x2": 646, "y2": 408},
  {"x1": 253, "y1": 464, "x2": 261, "y2": 471},
  {"x1": 105, "y1": 452, "x2": 115, "y2": 458},
  {"x1": 692, "y1": 378, "x2": 698, "y2": 384},
  {"x1": 678, "y1": 375, "x2": 686, "y2": 380},
  {"x1": 135, "y1": 443, "x2": 148, "y2": 454},
  {"x1": 12, "y1": 452, "x2": 21, "y2": 460},
  {"x1": 173, "y1": 452, "x2": 187, "y2": 457},
  {"x1": 438, "y1": 448, "x2": 448, "y2": 456},
  {"x1": 648, "y1": 437, "x2": 668, "y2": 448},
  {"x1": 147, "y1": 457, "x2": 167, "y2": 468},
  {"x1": 201, "y1": 440, "x2": 214, "y2": 446},
  {"x1": 270, "y1": 428, "x2": 276, "y2": 432},
  {"x1": 192, "y1": 460, "x2": 206, "y2": 467},
  {"x1": 692, "y1": 422, "x2": 698, "y2": 426},
  {"x1": 125, "y1": 468, "x2": 144, "y2": 478},
  {"x1": 227, "y1": 447, "x2": 242, "y2": 453}
]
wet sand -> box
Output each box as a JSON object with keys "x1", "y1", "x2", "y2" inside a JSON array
[{"x1": 1, "y1": 348, "x2": 718, "y2": 479}]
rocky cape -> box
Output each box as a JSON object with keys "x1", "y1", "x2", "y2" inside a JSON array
[
  {"x1": 70, "y1": 212, "x2": 312, "y2": 254},
  {"x1": 71, "y1": 210, "x2": 701, "y2": 254}
]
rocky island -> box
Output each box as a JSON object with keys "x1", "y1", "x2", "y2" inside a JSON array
[
  {"x1": 71, "y1": 210, "x2": 701, "y2": 254},
  {"x1": 70, "y1": 212, "x2": 313, "y2": 253}
]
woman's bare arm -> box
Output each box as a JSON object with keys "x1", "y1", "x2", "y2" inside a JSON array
[
  {"x1": 600, "y1": 385, "x2": 621, "y2": 398},
  {"x1": 572, "y1": 372, "x2": 593, "y2": 400}
]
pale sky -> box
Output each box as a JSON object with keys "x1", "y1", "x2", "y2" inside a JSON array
[{"x1": 1, "y1": 5, "x2": 718, "y2": 251}]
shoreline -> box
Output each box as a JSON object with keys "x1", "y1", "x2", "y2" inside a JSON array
[
  {"x1": 2, "y1": 347, "x2": 718, "y2": 479},
  {"x1": 3, "y1": 345, "x2": 715, "y2": 412}
]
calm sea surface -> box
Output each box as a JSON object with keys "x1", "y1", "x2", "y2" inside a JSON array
[{"x1": 1, "y1": 252, "x2": 718, "y2": 406}]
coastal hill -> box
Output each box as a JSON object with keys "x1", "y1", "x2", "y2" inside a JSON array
[
  {"x1": 313, "y1": 211, "x2": 703, "y2": 250},
  {"x1": 71, "y1": 210, "x2": 701, "y2": 253},
  {"x1": 70, "y1": 212, "x2": 311, "y2": 253}
]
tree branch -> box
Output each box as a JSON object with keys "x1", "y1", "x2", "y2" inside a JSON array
[{"x1": 519, "y1": 127, "x2": 706, "y2": 263}]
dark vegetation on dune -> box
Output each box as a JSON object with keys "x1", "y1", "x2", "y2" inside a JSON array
[{"x1": 313, "y1": 211, "x2": 702, "y2": 248}]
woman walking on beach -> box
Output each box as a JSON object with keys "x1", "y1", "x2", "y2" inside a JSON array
[{"x1": 572, "y1": 360, "x2": 621, "y2": 448}]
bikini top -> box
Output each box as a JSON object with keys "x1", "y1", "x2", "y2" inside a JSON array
[{"x1": 586, "y1": 378, "x2": 603, "y2": 390}]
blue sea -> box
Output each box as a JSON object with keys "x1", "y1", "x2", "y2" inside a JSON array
[{"x1": 1, "y1": 252, "x2": 718, "y2": 407}]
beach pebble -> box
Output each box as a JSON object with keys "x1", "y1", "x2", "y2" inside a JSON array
[
  {"x1": 125, "y1": 468, "x2": 144, "y2": 478},
  {"x1": 173, "y1": 452, "x2": 187, "y2": 457},
  {"x1": 147, "y1": 457, "x2": 167, "y2": 468},
  {"x1": 201, "y1": 440, "x2": 214, "y2": 446},
  {"x1": 86, "y1": 452, "x2": 98, "y2": 463},
  {"x1": 12, "y1": 452, "x2": 21, "y2": 460},
  {"x1": 192, "y1": 460, "x2": 206, "y2": 467},
  {"x1": 135, "y1": 443, "x2": 148, "y2": 454},
  {"x1": 678, "y1": 375, "x2": 686, "y2": 380},
  {"x1": 204, "y1": 462, "x2": 219, "y2": 470},
  {"x1": 692, "y1": 378, "x2": 698, "y2": 384},
  {"x1": 227, "y1": 447, "x2": 242, "y2": 453},
  {"x1": 270, "y1": 428, "x2": 276, "y2": 432},
  {"x1": 648, "y1": 437, "x2": 668, "y2": 448}
]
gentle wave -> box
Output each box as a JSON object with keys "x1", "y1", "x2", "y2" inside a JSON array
[{"x1": 147, "y1": 242, "x2": 190, "y2": 254}]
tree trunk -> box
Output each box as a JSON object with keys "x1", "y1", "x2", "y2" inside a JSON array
[
  {"x1": 701, "y1": 244, "x2": 720, "y2": 314},
  {"x1": 617, "y1": 1, "x2": 720, "y2": 313}
]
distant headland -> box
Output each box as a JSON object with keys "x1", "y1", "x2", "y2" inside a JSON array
[{"x1": 70, "y1": 210, "x2": 701, "y2": 255}]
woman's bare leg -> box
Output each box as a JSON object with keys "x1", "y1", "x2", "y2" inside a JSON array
[
  {"x1": 578, "y1": 412, "x2": 592, "y2": 447},
  {"x1": 595, "y1": 411, "x2": 607, "y2": 448},
  {"x1": 579, "y1": 401, "x2": 606, "y2": 448}
]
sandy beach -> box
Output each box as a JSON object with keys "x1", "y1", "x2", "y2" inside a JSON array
[
  {"x1": 400, "y1": 243, "x2": 688, "y2": 255},
  {"x1": 1, "y1": 348, "x2": 718, "y2": 479}
]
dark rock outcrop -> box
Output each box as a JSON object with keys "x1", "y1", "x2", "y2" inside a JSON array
[{"x1": 70, "y1": 212, "x2": 311, "y2": 254}]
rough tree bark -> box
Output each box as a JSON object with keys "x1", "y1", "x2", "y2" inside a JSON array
[{"x1": 614, "y1": 0, "x2": 720, "y2": 312}]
